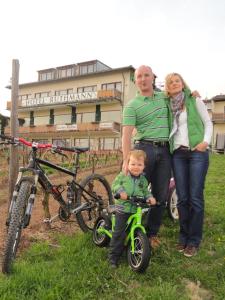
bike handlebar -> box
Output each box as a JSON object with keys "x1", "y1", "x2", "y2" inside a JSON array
[
  {"x1": 0, "y1": 134, "x2": 89, "y2": 153},
  {"x1": 114, "y1": 193, "x2": 147, "y2": 203},
  {"x1": 113, "y1": 193, "x2": 160, "y2": 206}
]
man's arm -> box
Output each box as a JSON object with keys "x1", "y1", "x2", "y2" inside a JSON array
[{"x1": 122, "y1": 125, "x2": 135, "y2": 173}]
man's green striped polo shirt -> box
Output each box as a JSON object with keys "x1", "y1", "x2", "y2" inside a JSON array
[{"x1": 123, "y1": 91, "x2": 169, "y2": 142}]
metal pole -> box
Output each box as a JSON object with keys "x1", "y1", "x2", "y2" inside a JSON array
[{"x1": 8, "y1": 59, "x2": 20, "y2": 202}]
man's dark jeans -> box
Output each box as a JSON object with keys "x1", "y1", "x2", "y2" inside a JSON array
[
  {"x1": 172, "y1": 149, "x2": 209, "y2": 247},
  {"x1": 134, "y1": 143, "x2": 171, "y2": 237}
]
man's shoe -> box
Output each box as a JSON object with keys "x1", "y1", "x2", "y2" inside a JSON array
[
  {"x1": 176, "y1": 243, "x2": 186, "y2": 253},
  {"x1": 149, "y1": 236, "x2": 161, "y2": 249},
  {"x1": 183, "y1": 245, "x2": 198, "y2": 257}
]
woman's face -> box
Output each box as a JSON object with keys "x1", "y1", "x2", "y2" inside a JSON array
[{"x1": 166, "y1": 75, "x2": 184, "y2": 96}]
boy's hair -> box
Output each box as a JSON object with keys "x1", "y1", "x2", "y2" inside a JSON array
[{"x1": 127, "y1": 150, "x2": 146, "y2": 162}]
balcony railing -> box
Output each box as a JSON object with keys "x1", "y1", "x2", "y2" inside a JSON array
[
  {"x1": 5, "y1": 121, "x2": 121, "y2": 135},
  {"x1": 212, "y1": 113, "x2": 225, "y2": 122}
]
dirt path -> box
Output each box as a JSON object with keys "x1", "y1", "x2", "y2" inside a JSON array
[{"x1": 0, "y1": 167, "x2": 118, "y2": 266}]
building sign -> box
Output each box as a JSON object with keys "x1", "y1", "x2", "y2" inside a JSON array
[
  {"x1": 21, "y1": 92, "x2": 97, "y2": 107},
  {"x1": 56, "y1": 124, "x2": 78, "y2": 131},
  {"x1": 99, "y1": 122, "x2": 113, "y2": 129}
]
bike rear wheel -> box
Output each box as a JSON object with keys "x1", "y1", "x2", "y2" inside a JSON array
[
  {"x1": 127, "y1": 229, "x2": 151, "y2": 273},
  {"x1": 76, "y1": 173, "x2": 113, "y2": 232},
  {"x1": 2, "y1": 180, "x2": 33, "y2": 274},
  {"x1": 93, "y1": 216, "x2": 111, "y2": 247}
]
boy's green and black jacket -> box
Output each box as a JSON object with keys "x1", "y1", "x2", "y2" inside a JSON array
[{"x1": 111, "y1": 172, "x2": 152, "y2": 213}]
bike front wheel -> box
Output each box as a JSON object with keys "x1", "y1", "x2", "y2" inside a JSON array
[
  {"x1": 2, "y1": 179, "x2": 33, "y2": 274},
  {"x1": 76, "y1": 173, "x2": 113, "y2": 232},
  {"x1": 127, "y1": 229, "x2": 151, "y2": 273}
]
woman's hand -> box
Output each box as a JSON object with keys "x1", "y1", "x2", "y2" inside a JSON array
[
  {"x1": 147, "y1": 197, "x2": 156, "y2": 206},
  {"x1": 191, "y1": 90, "x2": 201, "y2": 98},
  {"x1": 193, "y1": 141, "x2": 208, "y2": 152}
]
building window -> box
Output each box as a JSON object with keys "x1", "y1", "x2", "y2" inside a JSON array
[
  {"x1": 79, "y1": 63, "x2": 96, "y2": 75},
  {"x1": 49, "y1": 109, "x2": 54, "y2": 125},
  {"x1": 19, "y1": 119, "x2": 25, "y2": 127},
  {"x1": 35, "y1": 92, "x2": 50, "y2": 98},
  {"x1": 57, "y1": 67, "x2": 74, "y2": 78},
  {"x1": 30, "y1": 111, "x2": 34, "y2": 126},
  {"x1": 77, "y1": 85, "x2": 97, "y2": 93},
  {"x1": 55, "y1": 89, "x2": 73, "y2": 96},
  {"x1": 88, "y1": 64, "x2": 94, "y2": 73},
  {"x1": 39, "y1": 71, "x2": 54, "y2": 81},
  {"x1": 71, "y1": 107, "x2": 76, "y2": 124},
  {"x1": 19, "y1": 94, "x2": 32, "y2": 101},
  {"x1": 95, "y1": 105, "x2": 101, "y2": 122},
  {"x1": 80, "y1": 65, "x2": 88, "y2": 75},
  {"x1": 101, "y1": 82, "x2": 122, "y2": 92}
]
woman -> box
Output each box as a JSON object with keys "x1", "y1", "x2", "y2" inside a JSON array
[{"x1": 165, "y1": 73, "x2": 212, "y2": 257}]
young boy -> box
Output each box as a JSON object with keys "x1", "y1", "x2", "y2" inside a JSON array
[{"x1": 109, "y1": 149, "x2": 156, "y2": 268}]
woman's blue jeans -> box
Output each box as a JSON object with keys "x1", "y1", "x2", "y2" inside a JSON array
[{"x1": 172, "y1": 149, "x2": 209, "y2": 247}]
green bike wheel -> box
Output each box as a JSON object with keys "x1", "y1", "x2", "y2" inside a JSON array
[
  {"x1": 93, "y1": 216, "x2": 111, "y2": 247},
  {"x1": 127, "y1": 229, "x2": 151, "y2": 273}
]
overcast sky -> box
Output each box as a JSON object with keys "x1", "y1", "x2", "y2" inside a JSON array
[{"x1": 0, "y1": 0, "x2": 225, "y2": 114}]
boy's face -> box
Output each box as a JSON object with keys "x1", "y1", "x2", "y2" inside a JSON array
[{"x1": 128, "y1": 156, "x2": 145, "y2": 176}]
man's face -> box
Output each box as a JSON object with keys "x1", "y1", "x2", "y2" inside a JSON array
[{"x1": 135, "y1": 66, "x2": 154, "y2": 94}]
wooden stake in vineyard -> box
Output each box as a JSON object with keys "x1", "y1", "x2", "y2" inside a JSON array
[{"x1": 8, "y1": 59, "x2": 20, "y2": 202}]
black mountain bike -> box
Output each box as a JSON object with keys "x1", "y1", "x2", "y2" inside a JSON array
[{"x1": 0, "y1": 134, "x2": 113, "y2": 274}]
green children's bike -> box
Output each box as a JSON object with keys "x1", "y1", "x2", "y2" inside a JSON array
[{"x1": 93, "y1": 195, "x2": 155, "y2": 273}]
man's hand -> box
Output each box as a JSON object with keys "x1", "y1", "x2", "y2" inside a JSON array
[
  {"x1": 193, "y1": 141, "x2": 208, "y2": 152},
  {"x1": 191, "y1": 90, "x2": 201, "y2": 98},
  {"x1": 122, "y1": 125, "x2": 135, "y2": 174},
  {"x1": 122, "y1": 159, "x2": 129, "y2": 175}
]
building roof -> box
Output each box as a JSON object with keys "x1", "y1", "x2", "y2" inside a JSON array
[
  {"x1": 6, "y1": 64, "x2": 135, "y2": 90},
  {"x1": 212, "y1": 95, "x2": 225, "y2": 102}
]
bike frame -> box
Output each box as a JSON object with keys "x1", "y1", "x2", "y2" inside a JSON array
[
  {"x1": 98, "y1": 205, "x2": 147, "y2": 254},
  {"x1": 5, "y1": 137, "x2": 102, "y2": 226}
]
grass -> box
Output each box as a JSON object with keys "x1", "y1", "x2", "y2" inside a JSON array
[{"x1": 0, "y1": 154, "x2": 225, "y2": 299}]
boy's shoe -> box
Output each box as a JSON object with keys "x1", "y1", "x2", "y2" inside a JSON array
[
  {"x1": 149, "y1": 236, "x2": 161, "y2": 249},
  {"x1": 109, "y1": 259, "x2": 118, "y2": 268},
  {"x1": 183, "y1": 245, "x2": 198, "y2": 257},
  {"x1": 176, "y1": 243, "x2": 186, "y2": 253},
  {"x1": 110, "y1": 262, "x2": 118, "y2": 269}
]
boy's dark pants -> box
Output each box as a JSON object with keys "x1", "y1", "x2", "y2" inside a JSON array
[{"x1": 109, "y1": 212, "x2": 130, "y2": 263}]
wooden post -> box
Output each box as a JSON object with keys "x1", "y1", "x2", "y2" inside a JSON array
[{"x1": 8, "y1": 59, "x2": 20, "y2": 202}]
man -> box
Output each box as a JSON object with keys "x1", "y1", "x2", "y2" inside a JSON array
[{"x1": 122, "y1": 65, "x2": 171, "y2": 248}]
